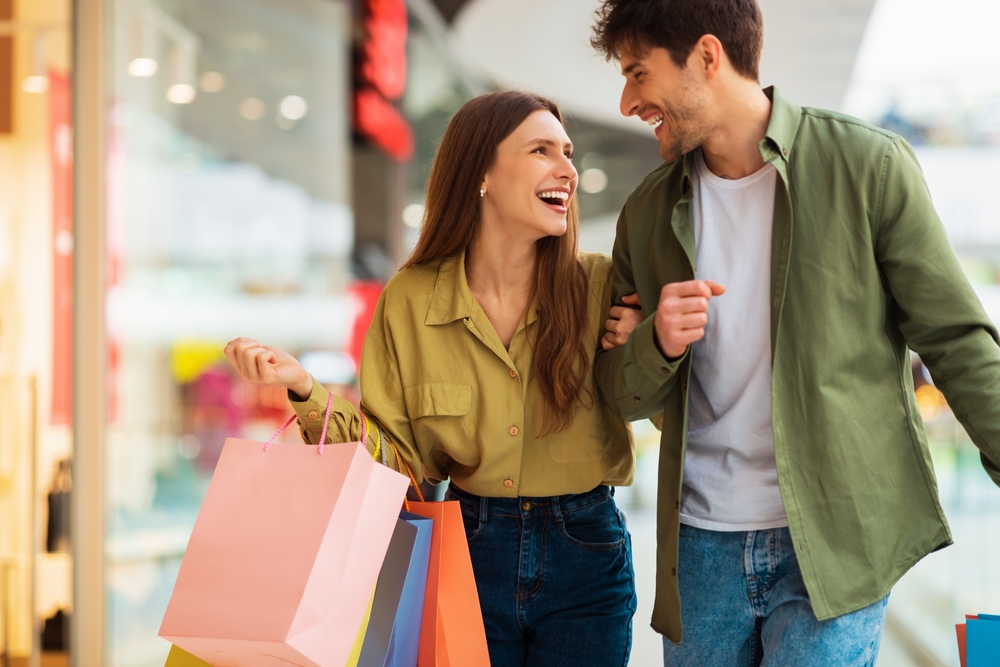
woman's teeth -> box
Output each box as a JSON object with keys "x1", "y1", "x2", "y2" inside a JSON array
[
  {"x1": 646, "y1": 113, "x2": 664, "y2": 126},
  {"x1": 537, "y1": 191, "x2": 569, "y2": 206}
]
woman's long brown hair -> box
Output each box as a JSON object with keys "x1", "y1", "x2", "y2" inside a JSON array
[{"x1": 402, "y1": 91, "x2": 591, "y2": 434}]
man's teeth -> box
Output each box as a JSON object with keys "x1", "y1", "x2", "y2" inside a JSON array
[
  {"x1": 646, "y1": 114, "x2": 664, "y2": 127},
  {"x1": 537, "y1": 191, "x2": 569, "y2": 202}
]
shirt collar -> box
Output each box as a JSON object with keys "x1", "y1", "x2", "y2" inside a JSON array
[
  {"x1": 424, "y1": 250, "x2": 540, "y2": 328},
  {"x1": 425, "y1": 252, "x2": 474, "y2": 325},
  {"x1": 678, "y1": 85, "x2": 801, "y2": 196},
  {"x1": 760, "y1": 86, "x2": 801, "y2": 163}
]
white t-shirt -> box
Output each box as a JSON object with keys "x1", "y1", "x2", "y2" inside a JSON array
[{"x1": 680, "y1": 149, "x2": 788, "y2": 532}]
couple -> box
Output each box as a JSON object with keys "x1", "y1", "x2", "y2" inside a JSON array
[{"x1": 226, "y1": 0, "x2": 1000, "y2": 665}]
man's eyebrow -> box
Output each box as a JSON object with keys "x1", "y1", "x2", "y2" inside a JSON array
[{"x1": 622, "y1": 61, "x2": 641, "y2": 76}]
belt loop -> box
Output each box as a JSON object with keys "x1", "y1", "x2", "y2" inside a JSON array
[
  {"x1": 551, "y1": 495, "x2": 564, "y2": 523},
  {"x1": 479, "y1": 494, "x2": 489, "y2": 525}
]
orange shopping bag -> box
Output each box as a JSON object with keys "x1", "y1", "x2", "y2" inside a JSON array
[
  {"x1": 388, "y1": 442, "x2": 490, "y2": 667},
  {"x1": 159, "y1": 396, "x2": 410, "y2": 667}
]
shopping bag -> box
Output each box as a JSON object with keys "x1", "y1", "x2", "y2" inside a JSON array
[
  {"x1": 966, "y1": 613, "x2": 1000, "y2": 667},
  {"x1": 406, "y1": 501, "x2": 490, "y2": 667},
  {"x1": 357, "y1": 513, "x2": 432, "y2": 667},
  {"x1": 159, "y1": 399, "x2": 410, "y2": 667}
]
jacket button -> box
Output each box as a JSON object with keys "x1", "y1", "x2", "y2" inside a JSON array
[
  {"x1": 508, "y1": 425, "x2": 519, "y2": 436},
  {"x1": 671, "y1": 567, "x2": 677, "y2": 577},
  {"x1": 633, "y1": 396, "x2": 641, "y2": 403},
  {"x1": 675, "y1": 501, "x2": 680, "y2": 510},
  {"x1": 509, "y1": 368, "x2": 517, "y2": 378},
  {"x1": 307, "y1": 410, "x2": 319, "y2": 420},
  {"x1": 503, "y1": 479, "x2": 513, "y2": 488}
]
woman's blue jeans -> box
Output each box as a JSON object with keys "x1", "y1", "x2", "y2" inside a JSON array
[
  {"x1": 445, "y1": 482, "x2": 637, "y2": 667},
  {"x1": 664, "y1": 524, "x2": 889, "y2": 667}
]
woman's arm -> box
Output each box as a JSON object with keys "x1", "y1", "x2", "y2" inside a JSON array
[{"x1": 223, "y1": 337, "x2": 364, "y2": 447}]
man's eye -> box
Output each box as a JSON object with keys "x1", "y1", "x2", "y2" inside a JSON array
[{"x1": 565, "y1": 152, "x2": 573, "y2": 159}]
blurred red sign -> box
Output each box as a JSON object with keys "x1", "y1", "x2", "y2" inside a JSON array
[{"x1": 354, "y1": 0, "x2": 412, "y2": 162}]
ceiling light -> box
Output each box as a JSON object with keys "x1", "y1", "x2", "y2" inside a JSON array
[
  {"x1": 279, "y1": 95, "x2": 308, "y2": 121},
  {"x1": 167, "y1": 83, "x2": 196, "y2": 104},
  {"x1": 402, "y1": 204, "x2": 425, "y2": 229},
  {"x1": 22, "y1": 76, "x2": 50, "y2": 94},
  {"x1": 199, "y1": 71, "x2": 225, "y2": 93},
  {"x1": 239, "y1": 98, "x2": 266, "y2": 121},
  {"x1": 128, "y1": 57, "x2": 159, "y2": 77},
  {"x1": 581, "y1": 168, "x2": 609, "y2": 194}
]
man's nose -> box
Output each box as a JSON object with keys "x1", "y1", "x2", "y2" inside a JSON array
[{"x1": 620, "y1": 81, "x2": 639, "y2": 117}]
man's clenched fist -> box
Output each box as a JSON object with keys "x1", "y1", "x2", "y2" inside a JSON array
[{"x1": 654, "y1": 280, "x2": 726, "y2": 359}]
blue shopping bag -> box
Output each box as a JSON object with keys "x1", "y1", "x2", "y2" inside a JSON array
[
  {"x1": 358, "y1": 512, "x2": 433, "y2": 667},
  {"x1": 967, "y1": 613, "x2": 1000, "y2": 667}
]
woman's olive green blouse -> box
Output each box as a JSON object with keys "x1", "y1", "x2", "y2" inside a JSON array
[{"x1": 290, "y1": 251, "x2": 634, "y2": 498}]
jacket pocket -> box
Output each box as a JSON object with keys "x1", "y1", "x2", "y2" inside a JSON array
[{"x1": 404, "y1": 383, "x2": 473, "y2": 419}]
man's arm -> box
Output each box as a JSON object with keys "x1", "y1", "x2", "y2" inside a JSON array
[
  {"x1": 595, "y1": 203, "x2": 687, "y2": 421},
  {"x1": 877, "y1": 136, "x2": 1000, "y2": 485}
]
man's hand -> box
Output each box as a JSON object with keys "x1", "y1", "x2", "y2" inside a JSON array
[
  {"x1": 654, "y1": 280, "x2": 726, "y2": 359},
  {"x1": 223, "y1": 337, "x2": 314, "y2": 398},
  {"x1": 602, "y1": 293, "x2": 644, "y2": 350}
]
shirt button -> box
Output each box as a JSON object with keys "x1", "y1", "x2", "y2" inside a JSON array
[
  {"x1": 633, "y1": 397, "x2": 641, "y2": 403},
  {"x1": 503, "y1": 479, "x2": 513, "y2": 488},
  {"x1": 509, "y1": 368, "x2": 517, "y2": 378},
  {"x1": 508, "y1": 425, "x2": 519, "y2": 436},
  {"x1": 307, "y1": 410, "x2": 319, "y2": 420},
  {"x1": 671, "y1": 567, "x2": 677, "y2": 577},
  {"x1": 660, "y1": 367, "x2": 669, "y2": 374},
  {"x1": 675, "y1": 501, "x2": 680, "y2": 510},
  {"x1": 521, "y1": 501, "x2": 532, "y2": 511}
]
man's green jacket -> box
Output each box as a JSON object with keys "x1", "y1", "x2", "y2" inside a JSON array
[{"x1": 595, "y1": 87, "x2": 1000, "y2": 643}]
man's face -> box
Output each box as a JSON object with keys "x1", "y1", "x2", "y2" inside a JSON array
[{"x1": 619, "y1": 46, "x2": 713, "y2": 162}]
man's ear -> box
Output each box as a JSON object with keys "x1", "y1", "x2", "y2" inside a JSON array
[{"x1": 692, "y1": 34, "x2": 725, "y2": 80}]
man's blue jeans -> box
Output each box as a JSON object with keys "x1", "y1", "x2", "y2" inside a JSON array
[
  {"x1": 445, "y1": 482, "x2": 637, "y2": 667},
  {"x1": 664, "y1": 524, "x2": 888, "y2": 667}
]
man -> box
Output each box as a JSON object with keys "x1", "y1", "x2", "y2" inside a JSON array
[{"x1": 590, "y1": 1, "x2": 1000, "y2": 665}]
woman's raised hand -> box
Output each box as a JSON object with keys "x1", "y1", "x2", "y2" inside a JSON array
[
  {"x1": 224, "y1": 337, "x2": 314, "y2": 398},
  {"x1": 602, "y1": 293, "x2": 644, "y2": 351}
]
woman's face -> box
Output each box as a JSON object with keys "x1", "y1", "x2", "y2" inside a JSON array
[{"x1": 481, "y1": 109, "x2": 578, "y2": 242}]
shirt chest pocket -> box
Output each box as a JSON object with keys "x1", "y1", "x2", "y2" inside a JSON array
[{"x1": 404, "y1": 382, "x2": 473, "y2": 420}]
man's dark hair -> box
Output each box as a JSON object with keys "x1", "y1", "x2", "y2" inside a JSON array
[{"x1": 591, "y1": 0, "x2": 764, "y2": 81}]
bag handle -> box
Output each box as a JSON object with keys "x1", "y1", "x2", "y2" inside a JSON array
[
  {"x1": 390, "y1": 440, "x2": 425, "y2": 505},
  {"x1": 263, "y1": 391, "x2": 334, "y2": 454}
]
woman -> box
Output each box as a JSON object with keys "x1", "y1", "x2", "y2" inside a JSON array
[{"x1": 225, "y1": 90, "x2": 643, "y2": 667}]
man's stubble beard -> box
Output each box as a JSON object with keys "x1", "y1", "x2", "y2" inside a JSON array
[{"x1": 660, "y1": 85, "x2": 712, "y2": 164}]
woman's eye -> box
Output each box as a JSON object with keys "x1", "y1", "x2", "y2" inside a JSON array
[
  {"x1": 533, "y1": 146, "x2": 546, "y2": 154},
  {"x1": 565, "y1": 152, "x2": 573, "y2": 159}
]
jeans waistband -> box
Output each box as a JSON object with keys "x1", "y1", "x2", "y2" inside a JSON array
[{"x1": 446, "y1": 481, "x2": 614, "y2": 518}]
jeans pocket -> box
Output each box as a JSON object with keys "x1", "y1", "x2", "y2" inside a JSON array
[
  {"x1": 557, "y1": 498, "x2": 627, "y2": 551},
  {"x1": 457, "y1": 502, "x2": 484, "y2": 545}
]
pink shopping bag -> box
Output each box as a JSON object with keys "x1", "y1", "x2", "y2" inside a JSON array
[{"x1": 159, "y1": 396, "x2": 410, "y2": 667}]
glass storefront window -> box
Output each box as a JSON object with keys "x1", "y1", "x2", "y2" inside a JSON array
[{"x1": 103, "y1": 1, "x2": 353, "y2": 663}]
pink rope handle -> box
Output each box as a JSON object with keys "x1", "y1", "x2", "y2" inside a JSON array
[
  {"x1": 263, "y1": 390, "x2": 335, "y2": 454},
  {"x1": 317, "y1": 391, "x2": 334, "y2": 454}
]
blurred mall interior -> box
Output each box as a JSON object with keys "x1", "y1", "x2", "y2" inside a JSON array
[{"x1": 0, "y1": 0, "x2": 998, "y2": 665}]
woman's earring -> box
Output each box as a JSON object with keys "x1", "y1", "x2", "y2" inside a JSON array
[{"x1": 480, "y1": 189, "x2": 485, "y2": 198}]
